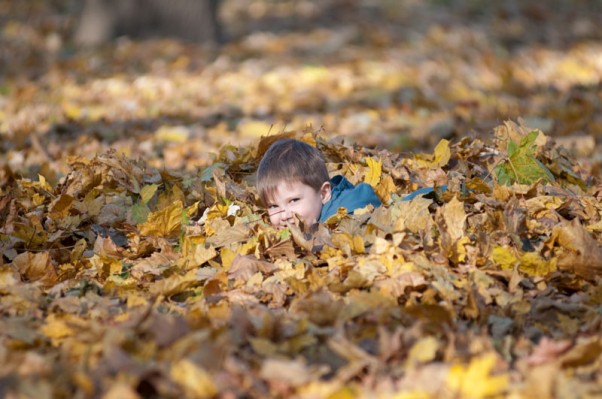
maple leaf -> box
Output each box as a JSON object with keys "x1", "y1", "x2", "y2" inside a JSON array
[
  {"x1": 494, "y1": 130, "x2": 555, "y2": 185},
  {"x1": 138, "y1": 200, "x2": 184, "y2": 238}
]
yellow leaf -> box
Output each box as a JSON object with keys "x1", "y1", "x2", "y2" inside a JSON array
[
  {"x1": 394, "y1": 196, "x2": 433, "y2": 234},
  {"x1": 298, "y1": 381, "x2": 343, "y2": 399},
  {"x1": 390, "y1": 391, "x2": 432, "y2": 399},
  {"x1": 171, "y1": 359, "x2": 217, "y2": 398},
  {"x1": 220, "y1": 247, "x2": 237, "y2": 270},
  {"x1": 0, "y1": 269, "x2": 20, "y2": 289},
  {"x1": 102, "y1": 382, "x2": 141, "y2": 399},
  {"x1": 327, "y1": 386, "x2": 356, "y2": 399},
  {"x1": 406, "y1": 336, "x2": 439, "y2": 367},
  {"x1": 126, "y1": 294, "x2": 148, "y2": 308},
  {"x1": 491, "y1": 246, "x2": 517, "y2": 270},
  {"x1": 246, "y1": 271, "x2": 263, "y2": 286},
  {"x1": 375, "y1": 174, "x2": 396, "y2": 204},
  {"x1": 138, "y1": 200, "x2": 183, "y2": 238},
  {"x1": 41, "y1": 315, "x2": 75, "y2": 343},
  {"x1": 332, "y1": 233, "x2": 365, "y2": 255},
  {"x1": 149, "y1": 270, "x2": 199, "y2": 297},
  {"x1": 519, "y1": 252, "x2": 557, "y2": 277},
  {"x1": 63, "y1": 102, "x2": 82, "y2": 119},
  {"x1": 364, "y1": 157, "x2": 382, "y2": 188},
  {"x1": 416, "y1": 139, "x2": 451, "y2": 168},
  {"x1": 446, "y1": 353, "x2": 509, "y2": 399},
  {"x1": 38, "y1": 174, "x2": 53, "y2": 191},
  {"x1": 450, "y1": 236, "x2": 470, "y2": 264},
  {"x1": 32, "y1": 193, "x2": 45, "y2": 206},
  {"x1": 441, "y1": 196, "x2": 466, "y2": 242},
  {"x1": 70, "y1": 238, "x2": 87, "y2": 262},
  {"x1": 155, "y1": 125, "x2": 190, "y2": 143},
  {"x1": 352, "y1": 235, "x2": 366, "y2": 254},
  {"x1": 301, "y1": 132, "x2": 317, "y2": 147},
  {"x1": 432, "y1": 139, "x2": 451, "y2": 167},
  {"x1": 179, "y1": 243, "x2": 218, "y2": 271},
  {"x1": 586, "y1": 220, "x2": 602, "y2": 232},
  {"x1": 139, "y1": 184, "x2": 159, "y2": 205},
  {"x1": 239, "y1": 120, "x2": 276, "y2": 138}
]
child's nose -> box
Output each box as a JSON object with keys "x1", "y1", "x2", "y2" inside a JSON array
[{"x1": 281, "y1": 208, "x2": 294, "y2": 223}]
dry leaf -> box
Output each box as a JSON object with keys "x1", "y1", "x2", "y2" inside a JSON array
[
  {"x1": 552, "y1": 218, "x2": 602, "y2": 279},
  {"x1": 10, "y1": 251, "x2": 58, "y2": 287},
  {"x1": 138, "y1": 200, "x2": 184, "y2": 238}
]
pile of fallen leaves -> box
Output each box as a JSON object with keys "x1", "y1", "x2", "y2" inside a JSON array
[
  {"x1": 2, "y1": 119, "x2": 602, "y2": 398},
  {"x1": 2, "y1": 0, "x2": 602, "y2": 397}
]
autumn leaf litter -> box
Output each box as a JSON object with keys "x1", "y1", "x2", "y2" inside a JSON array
[
  {"x1": 2, "y1": 121, "x2": 602, "y2": 397},
  {"x1": 2, "y1": 1, "x2": 602, "y2": 398}
]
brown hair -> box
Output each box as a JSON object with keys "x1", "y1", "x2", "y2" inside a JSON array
[{"x1": 256, "y1": 139, "x2": 329, "y2": 204}]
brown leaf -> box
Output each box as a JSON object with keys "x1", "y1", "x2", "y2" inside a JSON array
[
  {"x1": 260, "y1": 358, "x2": 319, "y2": 387},
  {"x1": 47, "y1": 194, "x2": 74, "y2": 220},
  {"x1": 552, "y1": 218, "x2": 602, "y2": 280},
  {"x1": 264, "y1": 239, "x2": 296, "y2": 260},
  {"x1": 130, "y1": 251, "x2": 179, "y2": 279},
  {"x1": 93, "y1": 235, "x2": 124, "y2": 258},
  {"x1": 526, "y1": 338, "x2": 573, "y2": 366},
  {"x1": 440, "y1": 195, "x2": 467, "y2": 242},
  {"x1": 228, "y1": 255, "x2": 277, "y2": 280},
  {"x1": 10, "y1": 251, "x2": 58, "y2": 287},
  {"x1": 205, "y1": 223, "x2": 251, "y2": 248},
  {"x1": 148, "y1": 270, "x2": 200, "y2": 297}
]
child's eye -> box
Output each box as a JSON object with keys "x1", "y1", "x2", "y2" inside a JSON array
[
  {"x1": 268, "y1": 205, "x2": 278, "y2": 209},
  {"x1": 290, "y1": 198, "x2": 300, "y2": 203}
]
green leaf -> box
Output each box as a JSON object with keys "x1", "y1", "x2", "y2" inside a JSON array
[
  {"x1": 131, "y1": 202, "x2": 150, "y2": 224},
  {"x1": 181, "y1": 208, "x2": 190, "y2": 226},
  {"x1": 507, "y1": 140, "x2": 517, "y2": 157},
  {"x1": 200, "y1": 163, "x2": 226, "y2": 182},
  {"x1": 140, "y1": 184, "x2": 159, "y2": 205},
  {"x1": 494, "y1": 130, "x2": 555, "y2": 185},
  {"x1": 278, "y1": 228, "x2": 291, "y2": 240}
]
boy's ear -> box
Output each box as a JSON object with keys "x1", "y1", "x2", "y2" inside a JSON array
[{"x1": 320, "y1": 181, "x2": 332, "y2": 204}]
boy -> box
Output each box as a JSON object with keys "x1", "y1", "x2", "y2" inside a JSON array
[{"x1": 256, "y1": 138, "x2": 381, "y2": 228}]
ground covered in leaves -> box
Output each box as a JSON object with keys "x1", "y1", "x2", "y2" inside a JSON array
[{"x1": 1, "y1": 0, "x2": 602, "y2": 398}]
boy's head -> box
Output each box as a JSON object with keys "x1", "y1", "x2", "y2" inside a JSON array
[{"x1": 257, "y1": 139, "x2": 331, "y2": 227}]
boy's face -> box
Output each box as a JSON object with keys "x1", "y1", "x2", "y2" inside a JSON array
[{"x1": 266, "y1": 180, "x2": 332, "y2": 228}]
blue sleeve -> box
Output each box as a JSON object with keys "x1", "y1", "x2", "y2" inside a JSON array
[
  {"x1": 350, "y1": 183, "x2": 381, "y2": 210},
  {"x1": 402, "y1": 185, "x2": 447, "y2": 202}
]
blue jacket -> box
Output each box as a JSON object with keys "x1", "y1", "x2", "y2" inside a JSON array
[
  {"x1": 319, "y1": 175, "x2": 381, "y2": 222},
  {"x1": 319, "y1": 175, "x2": 448, "y2": 222}
]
